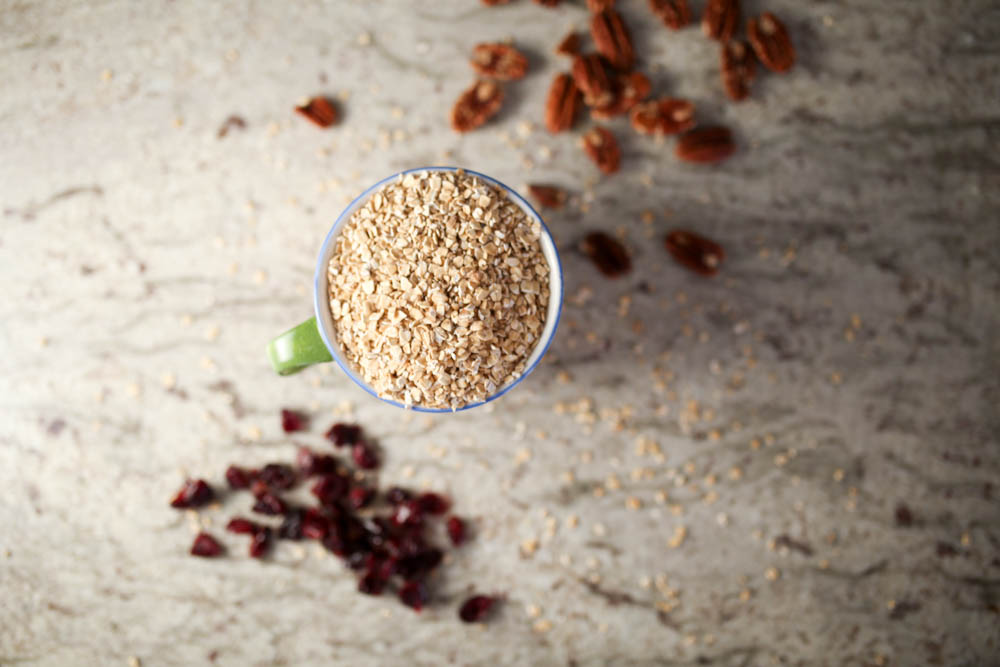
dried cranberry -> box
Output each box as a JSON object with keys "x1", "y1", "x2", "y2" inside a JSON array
[
  {"x1": 398, "y1": 580, "x2": 429, "y2": 612},
  {"x1": 258, "y1": 463, "x2": 296, "y2": 490},
  {"x1": 312, "y1": 474, "x2": 348, "y2": 505},
  {"x1": 322, "y1": 527, "x2": 348, "y2": 556},
  {"x1": 347, "y1": 551, "x2": 376, "y2": 571},
  {"x1": 391, "y1": 500, "x2": 424, "y2": 528},
  {"x1": 301, "y1": 508, "x2": 331, "y2": 540},
  {"x1": 297, "y1": 447, "x2": 338, "y2": 477},
  {"x1": 416, "y1": 492, "x2": 450, "y2": 515},
  {"x1": 396, "y1": 549, "x2": 443, "y2": 579},
  {"x1": 385, "y1": 486, "x2": 413, "y2": 505},
  {"x1": 351, "y1": 442, "x2": 379, "y2": 470},
  {"x1": 169, "y1": 479, "x2": 215, "y2": 509},
  {"x1": 249, "y1": 526, "x2": 272, "y2": 558},
  {"x1": 280, "y1": 408, "x2": 308, "y2": 433},
  {"x1": 358, "y1": 570, "x2": 386, "y2": 595},
  {"x1": 447, "y1": 516, "x2": 467, "y2": 546},
  {"x1": 278, "y1": 509, "x2": 305, "y2": 540},
  {"x1": 250, "y1": 479, "x2": 270, "y2": 499},
  {"x1": 252, "y1": 492, "x2": 288, "y2": 516},
  {"x1": 225, "y1": 465, "x2": 253, "y2": 490},
  {"x1": 326, "y1": 422, "x2": 361, "y2": 447},
  {"x1": 459, "y1": 595, "x2": 496, "y2": 623},
  {"x1": 190, "y1": 532, "x2": 224, "y2": 558},
  {"x1": 347, "y1": 486, "x2": 375, "y2": 509},
  {"x1": 226, "y1": 517, "x2": 258, "y2": 535}
]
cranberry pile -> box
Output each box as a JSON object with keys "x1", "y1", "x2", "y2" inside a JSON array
[{"x1": 171, "y1": 413, "x2": 497, "y2": 621}]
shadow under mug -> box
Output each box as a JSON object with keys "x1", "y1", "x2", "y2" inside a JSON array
[{"x1": 266, "y1": 166, "x2": 564, "y2": 413}]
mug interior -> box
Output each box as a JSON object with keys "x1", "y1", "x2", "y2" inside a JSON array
[{"x1": 312, "y1": 166, "x2": 563, "y2": 413}]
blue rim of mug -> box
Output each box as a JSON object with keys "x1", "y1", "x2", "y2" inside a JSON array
[{"x1": 312, "y1": 166, "x2": 564, "y2": 413}]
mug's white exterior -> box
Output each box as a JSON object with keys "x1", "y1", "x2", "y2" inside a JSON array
[{"x1": 312, "y1": 167, "x2": 563, "y2": 413}]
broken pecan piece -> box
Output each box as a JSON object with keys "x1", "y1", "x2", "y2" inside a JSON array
[
  {"x1": 544, "y1": 73, "x2": 581, "y2": 133},
  {"x1": 591, "y1": 8, "x2": 634, "y2": 71},
  {"x1": 572, "y1": 54, "x2": 614, "y2": 108},
  {"x1": 587, "y1": 0, "x2": 615, "y2": 10},
  {"x1": 581, "y1": 231, "x2": 631, "y2": 277},
  {"x1": 675, "y1": 126, "x2": 735, "y2": 163},
  {"x1": 629, "y1": 98, "x2": 695, "y2": 135},
  {"x1": 748, "y1": 12, "x2": 795, "y2": 73},
  {"x1": 481, "y1": 0, "x2": 511, "y2": 5},
  {"x1": 592, "y1": 71, "x2": 651, "y2": 120},
  {"x1": 528, "y1": 185, "x2": 568, "y2": 209},
  {"x1": 471, "y1": 43, "x2": 528, "y2": 81},
  {"x1": 581, "y1": 126, "x2": 621, "y2": 174},
  {"x1": 295, "y1": 97, "x2": 339, "y2": 128},
  {"x1": 533, "y1": 0, "x2": 561, "y2": 6},
  {"x1": 721, "y1": 40, "x2": 756, "y2": 101},
  {"x1": 450, "y1": 80, "x2": 504, "y2": 133},
  {"x1": 555, "y1": 32, "x2": 581, "y2": 57},
  {"x1": 664, "y1": 230, "x2": 725, "y2": 276},
  {"x1": 649, "y1": 0, "x2": 691, "y2": 30},
  {"x1": 702, "y1": 0, "x2": 740, "y2": 42}
]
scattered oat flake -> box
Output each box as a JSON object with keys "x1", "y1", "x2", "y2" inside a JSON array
[
  {"x1": 592, "y1": 523, "x2": 607, "y2": 537},
  {"x1": 521, "y1": 538, "x2": 539, "y2": 557},
  {"x1": 765, "y1": 567, "x2": 780, "y2": 581},
  {"x1": 626, "y1": 496, "x2": 642, "y2": 510},
  {"x1": 667, "y1": 525, "x2": 687, "y2": 548},
  {"x1": 525, "y1": 603, "x2": 542, "y2": 618},
  {"x1": 533, "y1": 619, "x2": 553, "y2": 633}
]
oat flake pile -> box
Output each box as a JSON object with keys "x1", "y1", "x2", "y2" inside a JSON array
[{"x1": 327, "y1": 169, "x2": 550, "y2": 410}]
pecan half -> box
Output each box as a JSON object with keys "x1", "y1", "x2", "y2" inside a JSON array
[
  {"x1": 587, "y1": 0, "x2": 616, "y2": 10},
  {"x1": 721, "y1": 40, "x2": 756, "y2": 101},
  {"x1": 572, "y1": 54, "x2": 614, "y2": 108},
  {"x1": 675, "y1": 126, "x2": 735, "y2": 163},
  {"x1": 528, "y1": 185, "x2": 568, "y2": 209},
  {"x1": 702, "y1": 0, "x2": 740, "y2": 42},
  {"x1": 533, "y1": 0, "x2": 561, "y2": 6},
  {"x1": 581, "y1": 231, "x2": 631, "y2": 277},
  {"x1": 295, "y1": 97, "x2": 339, "y2": 128},
  {"x1": 471, "y1": 43, "x2": 528, "y2": 80},
  {"x1": 450, "y1": 80, "x2": 504, "y2": 133},
  {"x1": 481, "y1": 0, "x2": 511, "y2": 5},
  {"x1": 591, "y1": 8, "x2": 634, "y2": 71},
  {"x1": 629, "y1": 98, "x2": 695, "y2": 135},
  {"x1": 592, "y1": 71, "x2": 651, "y2": 120},
  {"x1": 581, "y1": 126, "x2": 621, "y2": 174},
  {"x1": 649, "y1": 0, "x2": 691, "y2": 30},
  {"x1": 555, "y1": 32, "x2": 581, "y2": 57},
  {"x1": 748, "y1": 12, "x2": 795, "y2": 73},
  {"x1": 665, "y1": 230, "x2": 725, "y2": 276},
  {"x1": 544, "y1": 73, "x2": 581, "y2": 133}
]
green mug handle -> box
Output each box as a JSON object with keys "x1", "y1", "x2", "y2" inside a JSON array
[{"x1": 266, "y1": 317, "x2": 334, "y2": 375}]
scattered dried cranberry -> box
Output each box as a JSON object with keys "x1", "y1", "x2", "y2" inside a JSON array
[
  {"x1": 226, "y1": 517, "x2": 257, "y2": 535},
  {"x1": 399, "y1": 580, "x2": 429, "y2": 612},
  {"x1": 169, "y1": 479, "x2": 215, "y2": 509},
  {"x1": 396, "y1": 548, "x2": 443, "y2": 578},
  {"x1": 358, "y1": 570, "x2": 386, "y2": 596},
  {"x1": 297, "y1": 447, "x2": 338, "y2": 477},
  {"x1": 301, "y1": 508, "x2": 331, "y2": 540},
  {"x1": 351, "y1": 442, "x2": 379, "y2": 470},
  {"x1": 417, "y1": 492, "x2": 450, "y2": 515},
  {"x1": 258, "y1": 463, "x2": 297, "y2": 490},
  {"x1": 386, "y1": 487, "x2": 413, "y2": 505},
  {"x1": 280, "y1": 408, "x2": 308, "y2": 433},
  {"x1": 447, "y1": 516, "x2": 467, "y2": 546},
  {"x1": 392, "y1": 500, "x2": 424, "y2": 528},
  {"x1": 459, "y1": 595, "x2": 496, "y2": 623},
  {"x1": 326, "y1": 422, "x2": 361, "y2": 447},
  {"x1": 349, "y1": 486, "x2": 376, "y2": 509},
  {"x1": 312, "y1": 474, "x2": 349, "y2": 505},
  {"x1": 252, "y1": 493, "x2": 288, "y2": 516},
  {"x1": 278, "y1": 509, "x2": 305, "y2": 540},
  {"x1": 250, "y1": 479, "x2": 270, "y2": 499},
  {"x1": 347, "y1": 551, "x2": 376, "y2": 571},
  {"x1": 225, "y1": 465, "x2": 253, "y2": 490},
  {"x1": 249, "y1": 526, "x2": 273, "y2": 558},
  {"x1": 190, "y1": 532, "x2": 224, "y2": 558},
  {"x1": 895, "y1": 504, "x2": 914, "y2": 527}
]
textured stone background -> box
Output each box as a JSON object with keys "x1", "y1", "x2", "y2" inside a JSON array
[{"x1": 2, "y1": 1, "x2": 999, "y2": 665}]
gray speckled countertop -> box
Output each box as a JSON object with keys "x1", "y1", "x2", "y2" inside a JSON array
[{"x1": 2, "y1": 1, "x2": 999, "y2": 665}]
